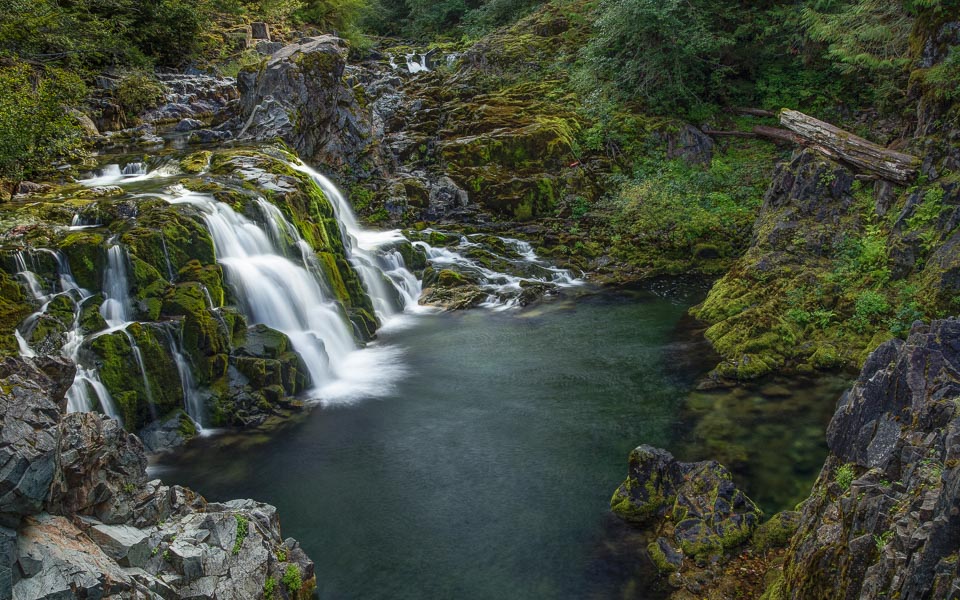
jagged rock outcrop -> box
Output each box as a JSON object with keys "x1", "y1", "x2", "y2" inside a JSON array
[
  {"x1": 0, "y1": 357, "x2": 316, "y2": 600},
  {"x1": 610, "y1": 445, "x2": 762, "y2": 566},
  {"x1": 692, "y1": 147, "x2": 960, "y2": 380},
  {"x1": 766, "y1": 319, "x2": 960, "y2": 599},
  {"x1": 236, "y1": 36, "x2": 372, "y2": 173}
]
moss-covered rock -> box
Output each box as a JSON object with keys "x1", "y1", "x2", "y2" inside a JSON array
[
  {"x1": 85, "y1": 322, "x2": 183, "y2": 431},
  {"x1": 59, "y1": 231, "x2": 106, "y2": 291},
  {"x1": 611, "y1": 445, "x2": 762, "y2": 564}
]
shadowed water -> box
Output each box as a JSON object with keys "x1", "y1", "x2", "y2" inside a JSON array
[
  {"x1": 156, "y1": 281, "x2": 845, "y2": 599},
  {"x1": 157, "y1": 283, "x2": 715, "y2": 599}
]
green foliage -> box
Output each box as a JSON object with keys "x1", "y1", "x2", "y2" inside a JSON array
[
  {"x1": 834, "y1": 463, "x2": 855, "y2": 491},
  {"x1": 801, "y1": 0, "x2": 913, "y2": 108},
  {"x1": 0, "y1": 0, "x2": 224, "y2": 68},
  {"x1": 114, "y1": 73, "x2": 166, "y2": 119},
  {"x1": 605, "y1": 140, "x2": 775, "y2": 268},
  {"x1": 850, "y1": 290, "x2": 891, "y2": 333},
  {"x1": 580, "y1": 0, "x2": 732, "y2": 115},
  {"x1": 264, "y1": 576, "x2": 278, "y2": 600},
  {"x1": 283, "y1": 563, "x2": 302, "y2": 593},
  {"x1": 232, "y1": 515, "x2": 248, "y2": 555},
  {"x1": 0, "y1": 63, "x2": 87, "y2": 183},
  {"x1": 873, "y1": 530, "x2": 894, "y2": 552}
]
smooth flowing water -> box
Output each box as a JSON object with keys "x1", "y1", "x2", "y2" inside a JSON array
[{"x1": 156, "y1": 282, "x2": 721, "y2": 600}]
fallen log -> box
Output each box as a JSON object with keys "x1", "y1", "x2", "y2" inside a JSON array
[
  {"x1": 730, "y1": 107, "x2": 779, "y2": 118},
  {"x1": 779, "y1": 109, "x2": 920, "y2": 183},
  {"x1": 702, "y1": 125, "x2": 804, "y2": 145}
]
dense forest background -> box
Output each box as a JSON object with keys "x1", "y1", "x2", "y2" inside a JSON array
[{"x1": 1, "y1": 0, "x2": 957, "y2": 183}]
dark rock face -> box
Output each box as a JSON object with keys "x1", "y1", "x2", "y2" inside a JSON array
[
  {"x1": 773, "y1": 319, "x2": 960, "y2": 599},
  {"x1": 0, "y1": 357, "x2": 74, "y2": 528},
  {"x1": 0, "y1": 357, "x2": 316, "y2": 600},
  {"x1": 610, "y1": 445, "x2": 762, "y2": 564},
  {"x1": 237, "y1": 36, "x2": 371, "y2": 172}
]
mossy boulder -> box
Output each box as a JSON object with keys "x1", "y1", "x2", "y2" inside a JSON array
[
  {"x1": 85, "y1": 322, "x2": 183, "y2": 431},
  {"x1": 611, "y1": 445, "x2": 762, "y2": 563},
  {"x1": 59, "y1": 231, "x2": 106, "y2": 291},
  {"x1": 161, "y1": 282, "x2": 231, "y2": 385},
  {"x1": 0, "y1": 269, "x2": 33, "y2": 356}
]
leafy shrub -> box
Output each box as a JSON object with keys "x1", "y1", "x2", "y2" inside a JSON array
[
  {"x1": 850, "y1": 290, "x2": 891, "y2": 332},
  {"x1": 834, "y1": 463, "x2": 855, "y2": 491},
  {"x1": 0, "y1": 63, "x2": 87, "y2": 183},
  {"x1": 283, "y1": 564, "x2": 302, "y2": 593},
  {"x1": 114, "y1": 73, "x2": 166, "y2": 118}
]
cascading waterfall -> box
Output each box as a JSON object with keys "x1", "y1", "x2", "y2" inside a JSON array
[
  {"x1": 101, "y1": 245, "x2": 132, "y2": 327},
  {"x1": 288, "y1": 161, "x2": 425, "y2": 321},
  {"x1": 42, "y1": 155, "x2": 581, "y2": 425},
  {"x1": 163, "y1": 328, "x2": 205, "y2": 429},
  {"x1": 12, "y1": 249, "x2": 122, "y2": 420},
  {"x1": 156, "y1": 187, "x2": 378, "y2": 399}
]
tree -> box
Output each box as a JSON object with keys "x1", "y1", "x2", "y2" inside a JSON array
[
  {"x1": 582, "y1": 0, "x2": 733, "y2": 115},
  {"x1": 0, "y1": 64, "x2": 87, "y2": 184}
]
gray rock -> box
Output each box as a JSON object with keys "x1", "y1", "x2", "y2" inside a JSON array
[
  {"x1": 256, "y1": 41, "x2": 285, "y2": 55},
  {"x1": 14, "y1": 514, "x2": 135, "y2": 599},
  {"x1": 86, "y1": 522, "x2": 153, "y2": 568},
  {"x1": 779, "y1": 318, "x2": 960, "y2": 598},
  {"x1": 0, "y1": 358, "x2": 74, "y2": 527},
  {"x1": 236, "y1": 35, "x2": 371, "y2": 171},
  {"x1": 250, "y1": 22, "x2": 270, "y2": 40},
  {"x1": 175, "y1": 118, "x2": 205, "y2": 132}
]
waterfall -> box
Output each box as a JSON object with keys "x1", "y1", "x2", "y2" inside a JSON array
[
  {"x1": 12, "y1": 249, "x2": 122, "y2": 421},
  {"x1": 32, "y1": 155, "x2": 581, "y2": 423},
  {"x1": 163, "y1": 328, "x2": 205, "y2": 430},
  {"x1": 159, "y1": 187, "x2": 366, "y2": 396},
  {"x1": 287, "y1": 161, "x2": 424, "y2": 320},
  {"x1": 404, "y1": 54, "x2": 430, "y2": 73},
  {"x1": 100, "y1": 245, "x2": 132, "y2": 327}
]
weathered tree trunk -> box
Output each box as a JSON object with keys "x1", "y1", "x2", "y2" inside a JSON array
[{"x1": 779, "y1": 109, "x2": 920, "y2": 183}]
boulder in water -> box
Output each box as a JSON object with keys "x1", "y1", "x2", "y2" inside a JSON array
[{"x1": 610, "y1": 445, "x2": 762, "y2": 563}]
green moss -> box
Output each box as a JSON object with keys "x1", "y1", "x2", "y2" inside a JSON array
[
  {"x1": 161, "y1": 282, "x2": 230, "y2": 385},
  {"x1": 180, "y1": 151, "x2": 212, "y2": 174},
  {"x1": 647, "y1": 541, "x2": 679, "y2": 574},
  {"x1": 0, "y1": 269, "x2": 32, "y2": 356},
  {"x1": 752, "y1": 512, "x2": 800, "y2": 553},
  {"x1": 59, "y1": 231, "x2": 106, "y2": 291},
  {"x1": 87, "y1": 323, "x2": 182, "y2": 431}
]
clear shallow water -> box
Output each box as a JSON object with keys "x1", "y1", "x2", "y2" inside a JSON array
[{"x1": 155, "y1": 282, "x2": 840, "y2": 599}]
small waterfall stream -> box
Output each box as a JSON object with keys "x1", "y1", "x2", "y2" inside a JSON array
[{"x1": 13, "y1": 249, "x2": 122, "y2": 420}]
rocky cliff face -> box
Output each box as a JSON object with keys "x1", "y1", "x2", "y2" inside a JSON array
[
  {"x1": 610, "y1": 319, "x2": 960, "y2": 600},
  {"x1": 691, "y1": 147, "x2": 960, "y2": 381},
  {"x1": 1, "y1": 356, "x2": 316, "y2": 599},
  {"x1": 766, "y1": 318, "x2": 960, "y2": 599}
]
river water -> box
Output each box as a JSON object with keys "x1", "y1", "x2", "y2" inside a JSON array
[{"x1": 155, "y1": 280, "x2": 846, "y2": 599}]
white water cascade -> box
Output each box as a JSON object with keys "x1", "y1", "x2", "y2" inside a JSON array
[
  {"x1": 34, "y1": 155, "x2": 582, "y2": 423},
  {"x1": 156, "y1": 186, "x2": 404, "y2": 403},
  {"x1": 12, "y1": 250, "x2": 122, "y2": 420}
]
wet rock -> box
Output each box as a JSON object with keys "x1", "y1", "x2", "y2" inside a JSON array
[
  {"x1": 774, "y1": 319, "x2": 960, "y2": 599},
  {"x1": 610, "y1": 445, "x2": 761, "y2": 561},
  {"x1": 175, "y1": 118, "x2": 205, "y2": 132},
  {"x1": 0, "y1": 357, "x2": 75, "y2": 527},
  {"x1": 189, "y1": 128, "x2": 233, "y2": 144},
  {"x1": 0, "y1": 356, "x2": 317, "y2": 599}
]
